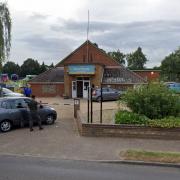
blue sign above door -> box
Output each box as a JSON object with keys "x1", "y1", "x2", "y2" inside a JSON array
[{"x1": 68, "y1": 65, "x2": 95, "y2": 74}]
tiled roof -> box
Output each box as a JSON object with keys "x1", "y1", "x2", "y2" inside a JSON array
[
  {"x1": 29, "y1": 67, "x2": 64, "y2": 82},
  {"x1": 103, "y1": 67, "x2": 147, "y2": 84}
]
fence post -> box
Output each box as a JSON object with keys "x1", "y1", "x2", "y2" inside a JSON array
[
  {"x1": 90, "y1": 87, "x2": 93, "y2": 123},
  {"x1": 100, "y1": 86, "x2": 102, "y2": 123},
  {"x1": 74, "y1": 98, "x2": 80, "y2": 118},
  {"x1": 87, "y1": 87, "x2": 90, "y2": 123}
]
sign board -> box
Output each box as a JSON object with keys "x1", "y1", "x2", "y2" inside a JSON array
[{"x1": 68, "y1": 65, "x2": 95, "y2": 75}]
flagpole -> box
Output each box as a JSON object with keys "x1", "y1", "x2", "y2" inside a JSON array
[{"x1": 86, "y1": 10, "x2": 89, "y2": 63}]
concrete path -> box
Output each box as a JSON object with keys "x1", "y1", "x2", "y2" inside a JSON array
[{"x1": 0, "y1": 97, "x2": 180, "y2": 161}]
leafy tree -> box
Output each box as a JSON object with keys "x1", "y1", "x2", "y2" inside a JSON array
[
  {"x1": 20, "y1": 58, "x2": 41, "y2": 77},
  {"x1": 127, "y1": 47, "x2": 148, "y2": 69},
  {"x1": 152, "y1": 66, "x2": 161, "y2": 70},
  {"x1": 49, "y1": 62, "x2": 54, "y2": 68},
  {"x1": 0, "y1": 2, "x2": 11, "y2": 69},
  {"x1": 107, "y1": 50, "x2": 126, "y2": 64},
  {"x1": 2, "y1": 61, "x2": 20, "y2": 75},
  {"x1": 161, "y1": 48, "x2": 180, "y2": 82},
  {"x1": 40, "y1": 61, "x2": 47, "y2": 73}
]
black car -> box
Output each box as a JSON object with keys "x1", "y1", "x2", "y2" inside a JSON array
[{"x1": 0, "y1": 97, "x2": 57, "y2": 132}]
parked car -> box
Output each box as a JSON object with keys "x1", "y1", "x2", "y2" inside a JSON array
[
  {"x1": 92, "y1": 87, "x2": 122, "y2": 102},
  {"x1": 166, "y1": 82, "x2": 180, "y2": 93},
  {"x1": 0, "y1": 97, "x2": 57, "y2": 132},
  {"x1": 1, "y1": 87, "x2": 24, "y2": 97}
]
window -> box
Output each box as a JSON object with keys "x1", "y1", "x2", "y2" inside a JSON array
[
  {"x1": 0, "y1": 101, "x2": 11, "y2": 109},
  {"x1": 10, "y1": 99, "x2": 27, "y2": 109}
]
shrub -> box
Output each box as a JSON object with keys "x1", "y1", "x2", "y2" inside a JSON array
[
  {"x1": 148, "y1": 117, "x2": 180, "y2": 128},
  {"x1": 115, "y1": 110, "x2": 149, "y2": 125},
  {"x1": 121, "y1": 83, "x2": 180, "y2": 119}
]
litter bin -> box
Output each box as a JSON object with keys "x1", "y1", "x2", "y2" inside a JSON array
[{"x1": 74, "y1": 98, "x2": 80, "y2": 118}]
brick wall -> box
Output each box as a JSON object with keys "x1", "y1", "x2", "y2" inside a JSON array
[
  {"x1": 30, "y1": 83, "x2": 64, "y2": 97},
  {"x1": 58, "y1": 42, "x2": 120, "y2": 67},
  {"x1": 75, "y1": 110, "x2": 180, "y2": 140},
  {"x1": 133, "y1": 71, "x2": 160, "y2": 81}
]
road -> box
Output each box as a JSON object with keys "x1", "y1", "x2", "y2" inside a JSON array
[{"x1": 0, "y1": 155, "x2": 179, "y2": 180}]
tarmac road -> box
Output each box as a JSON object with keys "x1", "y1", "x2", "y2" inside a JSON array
[{"x1": 0, "y1": 155, "x2": 180, "y2": 180}]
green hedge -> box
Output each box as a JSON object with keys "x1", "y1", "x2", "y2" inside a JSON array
[
  {"x1": 148, "y1": 117, "x2": 180, "y2": 128},
  {"x1": 115, "y1": 110, "x2": 149, "y2": 125},
  {"x1": 115, "y1": 111, "x2": 180, "y2": 128}
]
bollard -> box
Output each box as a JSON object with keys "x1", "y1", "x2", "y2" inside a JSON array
[{"x1": 74, "y1": 98, "x2": 80, "y2": 118}]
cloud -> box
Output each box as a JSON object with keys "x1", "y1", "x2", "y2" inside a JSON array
[
  {"x1": 49, "y1": 19, "x2": 180, "y2": 66},
  {"x1": 8, "y1": 0, "x2": 180, "y2": 67}
]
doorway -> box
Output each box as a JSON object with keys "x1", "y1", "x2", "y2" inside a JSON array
[
  {"x1": 71, "y1": 78, "x2": 90, "y2": 98},
  {"x1": 77, "y1": 81, "x2": 83, "y2": 98}
]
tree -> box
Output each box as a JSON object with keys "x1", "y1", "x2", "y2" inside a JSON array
[
  {"x1": 127, "y1": 47, "x2": 148, "y2": 69},
  {"x1": 107, "y1": 50, "x2": 126, "y2": 65},
  {"x1": 49, "y1": 62, "x2": 54, "y2": 69},
  {"x1": 0, "y1": 3, "x2": 11, "y2": 69},
  {"x1": 40, "y1": 61, "x2": 47, "y2": 73},
  {"x1": 161, "y1": 48, "x2": 180, "y2": 82},
  {"x1": 20, "y1": 58, "x2": 41, "y2": 77},
  {"x1": 2, "y1": 61, "x2": 20, "y2": 75}
]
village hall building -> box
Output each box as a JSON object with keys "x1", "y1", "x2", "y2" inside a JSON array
[{"x1": 29, "y1": 41, "x2": 146, "y2": 98}]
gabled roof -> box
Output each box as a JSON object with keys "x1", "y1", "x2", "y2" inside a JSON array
[
  {"x1": 103, "y1": 66, "x2": 147, "y2": 84},
  {"x1": 56, "y1": 40, "x2": 121, "y2": 67},
  {"x1": 29, "y1": 67, "x2": 64, "y2": 83}
]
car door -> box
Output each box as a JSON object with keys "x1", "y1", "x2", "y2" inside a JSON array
[
  {"x1": 0, "y1": 100, "x2": 22, "y2": 126},
  {"x1": 109, "y1": 88, "x2": 120, "y2": 100},
  {"x1": 102, "y1": 88, "x2": 110, "y2": 100}
]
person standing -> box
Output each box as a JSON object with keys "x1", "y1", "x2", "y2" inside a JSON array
[
  {"x1": 24, "y1": 84, "x2": 32, "y2": 97},
  {"x1": 27, "y1": 95, "x2": 43, "y2": 131}
]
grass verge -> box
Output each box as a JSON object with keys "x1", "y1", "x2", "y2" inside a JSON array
[{"x1": 121, "y1": 150, "x2": 180, "y2": 163}]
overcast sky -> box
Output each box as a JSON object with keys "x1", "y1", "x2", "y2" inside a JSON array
[{"x1": 3, "y1": 0, "x2": 180, "y2": 67}]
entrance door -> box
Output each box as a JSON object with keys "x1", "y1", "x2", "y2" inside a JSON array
[
  {"x1": 83, "y1": 81, "x2": 90, "y2": 98},
  {"x1": 77, "y1": 81, "x2": 83, "y2": 98},
  {"x1": 72, "y1": 81, "x2": 77, "y2": 98}
]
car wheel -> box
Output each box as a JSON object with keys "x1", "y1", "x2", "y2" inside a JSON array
[
  {"x1": 0, "y1": 120, "x2": 12, "y2": 132},
  {"x1": 46, "y1": 114, "x2": 55, "y2": 125}
]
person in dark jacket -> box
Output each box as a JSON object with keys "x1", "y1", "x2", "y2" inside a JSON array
[{"x1": 27, "y1": 95, "x2": 43, "y2": 131}]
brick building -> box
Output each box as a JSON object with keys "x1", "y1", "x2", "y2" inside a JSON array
[
  {"x1": 132, "y1": 70, "x2": 160, "y2": 82},
  {"x1": 29, "y1": 41, "x2": 146, "y2": 97}
]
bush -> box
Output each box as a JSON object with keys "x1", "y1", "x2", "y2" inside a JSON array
[
  {"x1": 148, "y1": 117, "x2": 180, "y2": 128},
  {"x1": 115, "y1": 110, "x2": 149, "y2": 125},
  {"x1": 121, "y1": 83, "x2": 180, "y2": 119},
  {"x1": 115, "y1": 111, "x2": 180, "y2": 128}
]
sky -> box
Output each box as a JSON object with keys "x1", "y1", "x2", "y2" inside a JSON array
[{"x1": 3, "y1": 0, "x2": 180, "y2": 67}]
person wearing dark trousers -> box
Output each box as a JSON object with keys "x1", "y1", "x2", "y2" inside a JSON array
[
  {"x1": 28, "y1": 95, "x2": 43, "y2": 131},
  {"x1": 17, "y1": 102, "x2": 30, "y2": 128}
]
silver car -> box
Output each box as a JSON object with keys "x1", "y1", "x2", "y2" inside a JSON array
[
  {"x1": 2, "y1": 88, "x2": 24, "y2": 97},
  {"x1": 92, "y1": 87, "x2": 121, "y2": 102}
]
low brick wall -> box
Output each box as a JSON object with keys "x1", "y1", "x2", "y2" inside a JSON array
[{"x1": 75, "y1": 110, "x2": 180, "y2": 139}]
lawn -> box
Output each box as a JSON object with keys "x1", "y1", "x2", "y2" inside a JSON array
[{"x1": 121, "y1": 150, "x2": 180, "y2": 163}]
